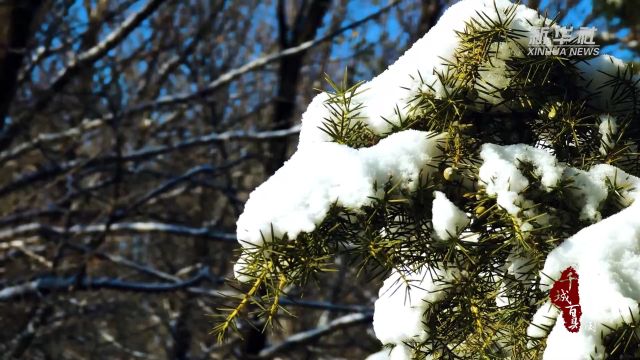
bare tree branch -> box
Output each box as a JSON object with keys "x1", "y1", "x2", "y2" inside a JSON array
[
  {"x1": 35, "y1": 0, "x2": 167, "y2": 110},
  {"x1": 0, "y1": 221, "x2": 236, "y2": 243},
  {"x1": 0, "y1": 124, "x2": 302, "y2": 197},
  {"x1": 0, "y1": 267, "x2": 213, "y2": 301},
  {"x1": 256, "y1": 312, "x2": 374, "y2": 358},
  {"x1": 0, "y1": 0, "x2": 167, "y2": 151},
  {"x1": 278, "y1": 298, "x2": 373, "y2": 314},
  {"x1": 0, "y1": 118, "x2": 103, "y2": 164},
  {"x1": 5, "y1": 304, "x2": 52, "y2": 359},
  {"x1": 126, "y1": 0, "x2": 402, "y2": 113}
]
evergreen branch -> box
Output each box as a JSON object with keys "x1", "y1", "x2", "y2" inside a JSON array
[{"x1": 213, "y1": 267, "x2": 269, "y2": 342}]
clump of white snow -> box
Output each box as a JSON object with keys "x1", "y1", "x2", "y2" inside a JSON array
[
  {"x1": 577, "y1": 55, "x2": 640, "y2": 112},
  {"x1": 373, "y1": 265, "x2": 457, "y2": 359},
  {"x1": 478, "y1": 143, "x2": 563, "y2": 215},
  {"x1": 475, "y1": 41, "x2": 522, "y2": 105},
  {"x1": 431, "y1": 191, "x2": 470, "y2": 241},
  {"x1": 598, "y1": 114, "x2": 618, "y2": 155},
  {"x1": 528, "y1": 201, "x2": 640, "y2": 360},
  {"x1": 565, "y1": 164, "x2": 640, "y2": 221},
  {"x1": 527, "y1": 302, "x2": 560, "y2": 338},
  {"x1": 236, "y1": 130, "x2": 445, "y2": 249},
  {"x1": 478, "y1": 142, "x2": 640, "y2": 222}
]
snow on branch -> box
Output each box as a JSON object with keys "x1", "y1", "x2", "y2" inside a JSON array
[{"x1": 226, "y1": 0, "x2": 640, "y2": 358}]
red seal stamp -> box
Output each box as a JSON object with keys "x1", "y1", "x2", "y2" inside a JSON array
[{"x1": 549, "y1": 266, "x2": 581, "y2": 333}]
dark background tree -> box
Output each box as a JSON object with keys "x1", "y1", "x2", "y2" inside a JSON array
[{"x1": 0, "y1": 0, "x2": 637, "y2": 359}]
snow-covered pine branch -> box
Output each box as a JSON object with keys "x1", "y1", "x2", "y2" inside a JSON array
[{"x1": 221, "y1": 0, "x2": 640, "y2": 359}]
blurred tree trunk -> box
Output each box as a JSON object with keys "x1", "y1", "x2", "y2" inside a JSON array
[
  {"x1": 410, "y1": 0, "x2": 443, "y2": 44},
  {"x1": 266, "y1": 0, "x2": 331, "y2": 176},
  {"x1": 0, "y1": 0, "x2": 43, "y2": 129}
]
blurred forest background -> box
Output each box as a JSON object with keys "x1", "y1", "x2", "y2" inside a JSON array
[{"x1": 0, "y1": 0, "x2": 638, "y2": 359}]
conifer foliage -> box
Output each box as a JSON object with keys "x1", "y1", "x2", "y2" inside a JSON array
[{"x1": 217, "y1": 0, "x2": 640, "y2": 358}]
